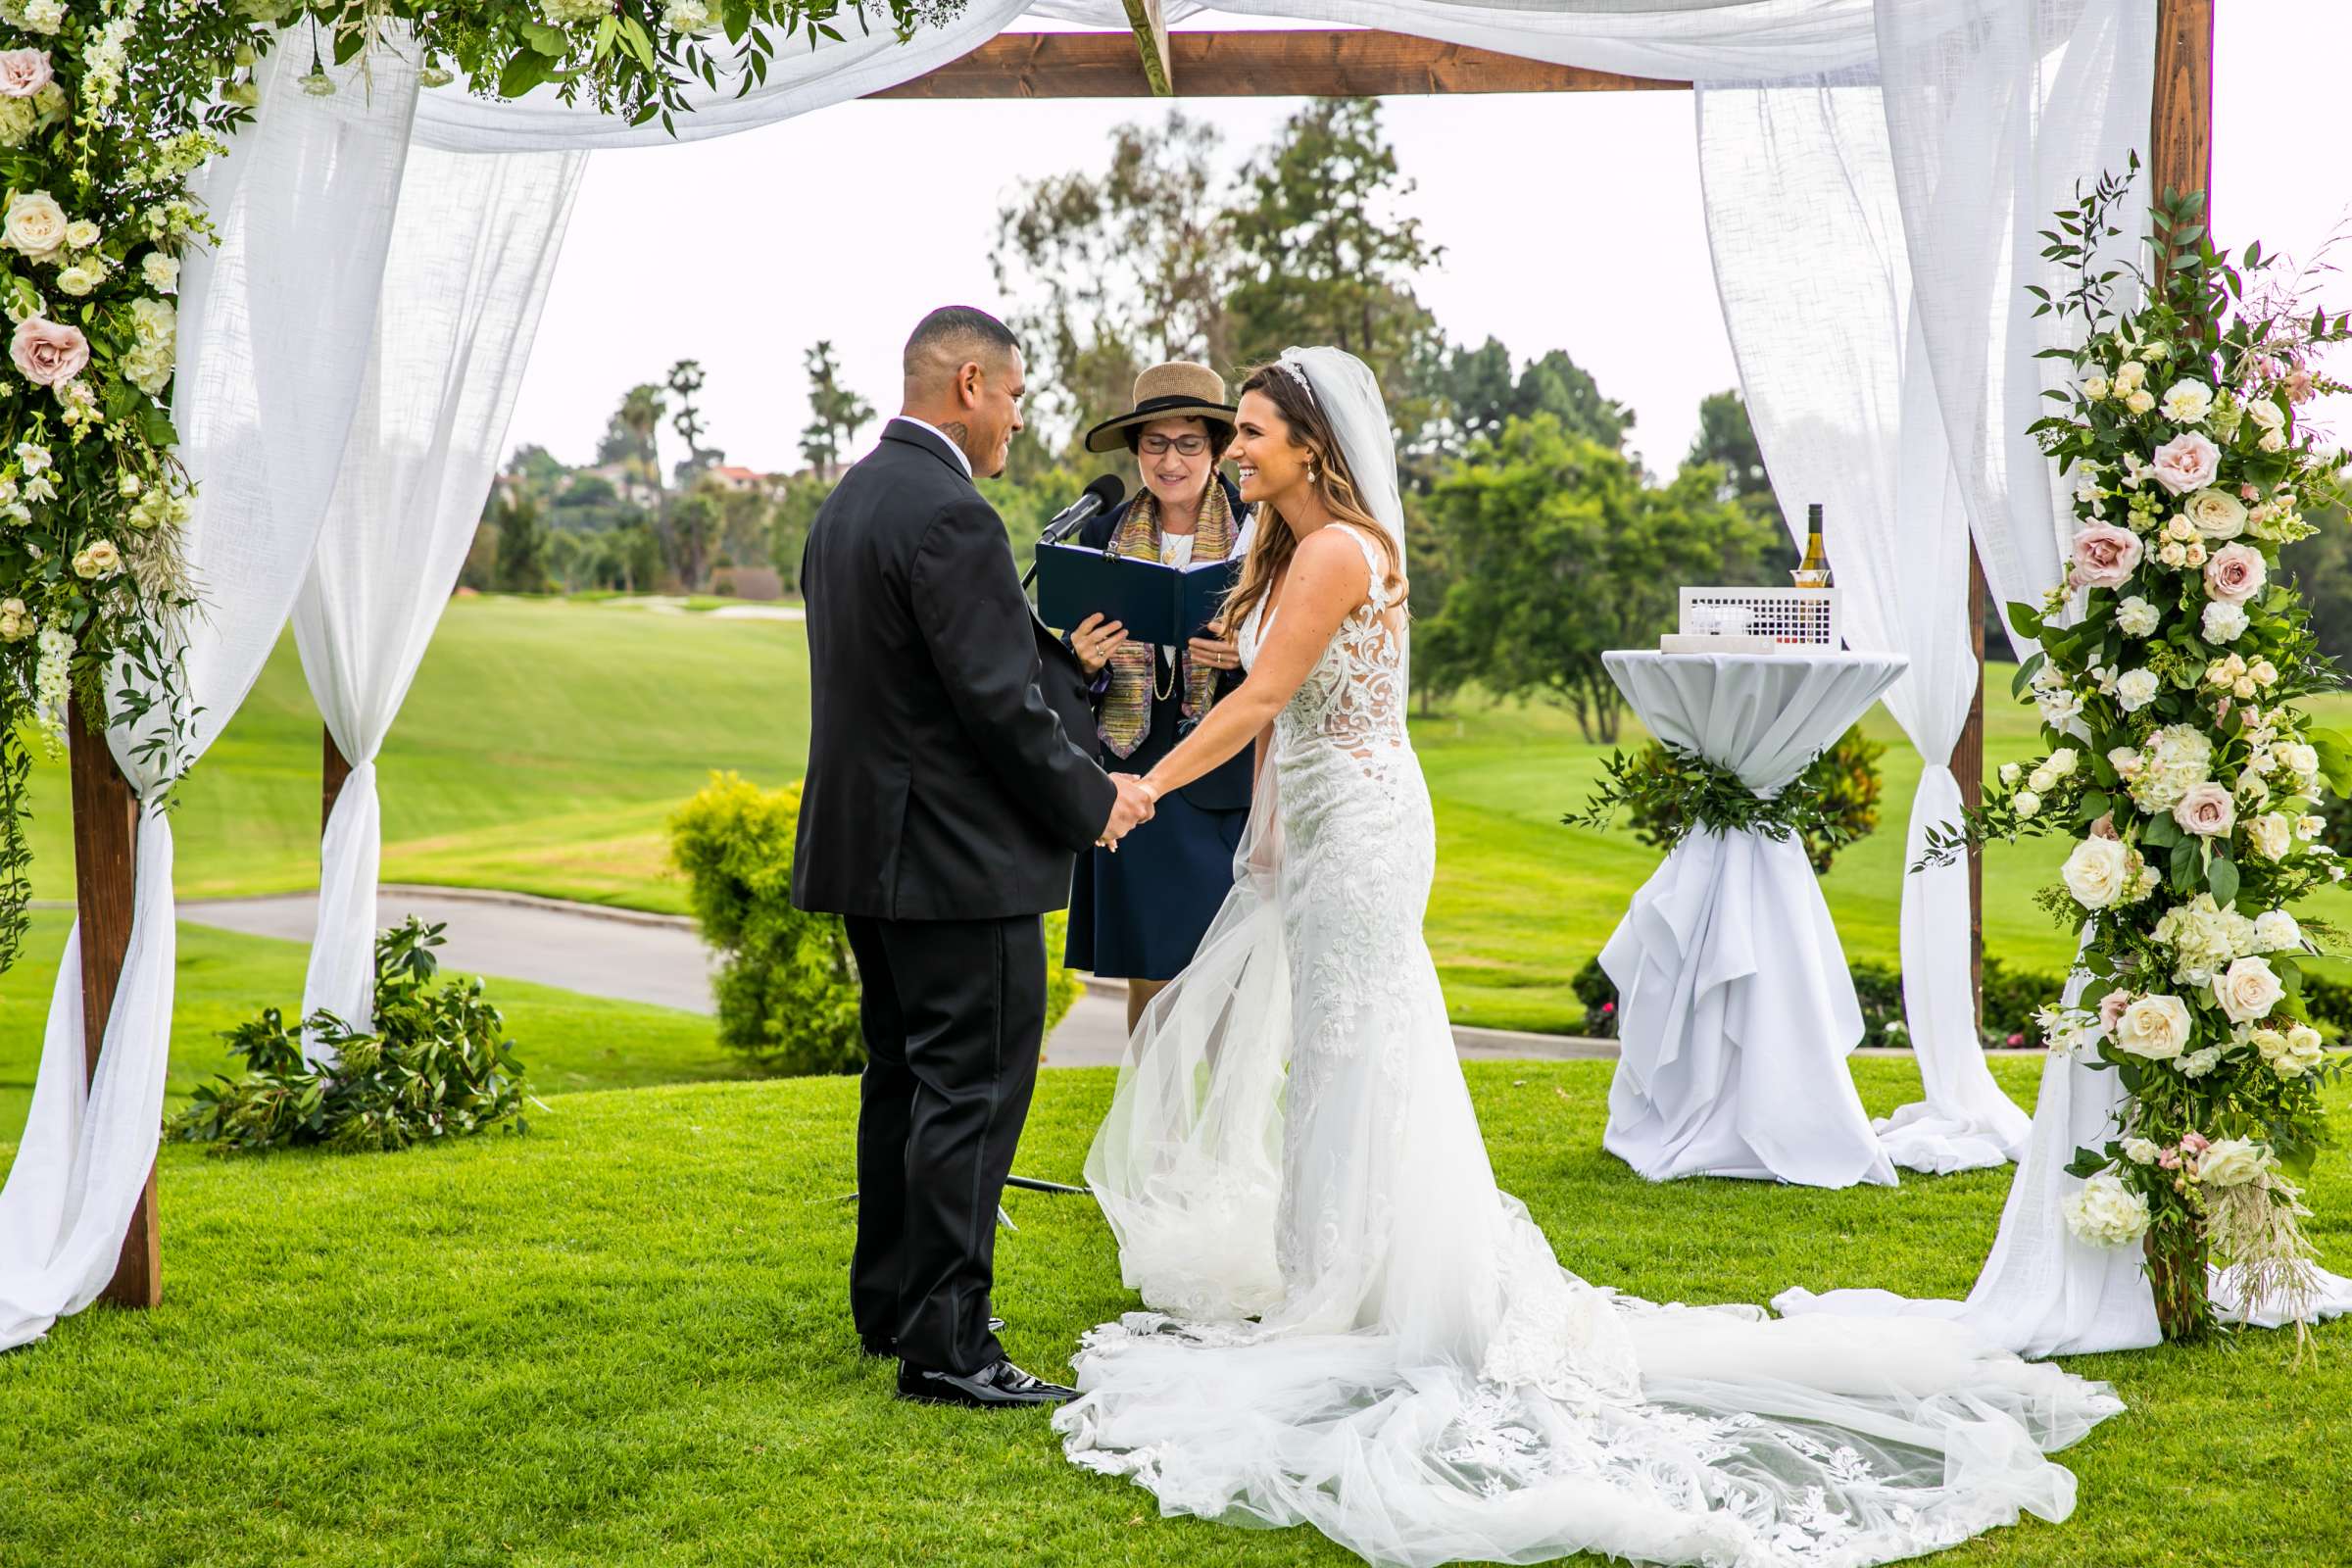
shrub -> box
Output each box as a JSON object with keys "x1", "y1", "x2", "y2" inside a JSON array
[
  {"x1": 172, "y1": 918, "x2": 531, "y2": 1153},
  {"x1": 1570, "y1": 952, "x2": 2060, "y2": 1051},
  {"x1": 668, "y1": 772, "x2": 1081, "y2": 1076},
  {"x1": 1619, "y1": 723, "x2": 1886, "y2": 874}
]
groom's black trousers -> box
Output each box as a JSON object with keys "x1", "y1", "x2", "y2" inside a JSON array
[{"x1": 842, "y1": 912, "x2": 1045, "y2": 1376}]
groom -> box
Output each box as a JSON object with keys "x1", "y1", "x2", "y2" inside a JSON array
[{"x1": 794, "y1": 306, "x2": 1154, "y2": 1409}]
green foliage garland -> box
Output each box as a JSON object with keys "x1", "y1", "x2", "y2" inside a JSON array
[{"x1": 1569, "y1": 724, "x2": 1881, "y2": 869}]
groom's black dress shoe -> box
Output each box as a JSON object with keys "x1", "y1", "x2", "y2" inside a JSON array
[
  {"x1": 896, "y1": 1357, "x2": 1076, "y2": 1409},
  {"x1": 862, "y1": 1316, "x2": 1004, "y2": 1358}
]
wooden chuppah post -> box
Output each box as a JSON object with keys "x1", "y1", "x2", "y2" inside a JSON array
[
  {"x1": 67, "y1": 699, "x2": 161, "y2": 1307},
  {"x1": 2151, "y1": 0, "x2": 2215, "y2": 214}
]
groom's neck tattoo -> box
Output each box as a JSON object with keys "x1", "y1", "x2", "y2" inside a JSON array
[{"x1": 940, "y1": 420, "x2": 972, "y2": 454}]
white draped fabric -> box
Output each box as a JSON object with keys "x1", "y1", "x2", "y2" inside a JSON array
[
  {"x1": 292, "y1": 144, "x2": 585, "y2": 1042},
  {"x1": 0, "y1": 43, "x2": 422, "y2": 1351},
  {"x1": 1598, "y1": 651, "x2": 1906, "y2": 1189}
]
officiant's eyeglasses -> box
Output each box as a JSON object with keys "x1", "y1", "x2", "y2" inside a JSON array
[{"x1": 1137, "y1": 434, "x2": 1210, "y2": 456}]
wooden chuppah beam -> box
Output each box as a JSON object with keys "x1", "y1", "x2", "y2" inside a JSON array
[
  {"x1": 67, "y1": 699, "x2": 161, "y2": 1308},
  {"x1": 864, "y1": 30, "x2": 1689, "y2": 100},
  {"x1": 2150, "y1": 0, "x2": 2216, "y2": 214}
]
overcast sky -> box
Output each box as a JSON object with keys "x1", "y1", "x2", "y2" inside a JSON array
[{"x1": 504, "y1": 7, "x2": 2352, "y2": 486}]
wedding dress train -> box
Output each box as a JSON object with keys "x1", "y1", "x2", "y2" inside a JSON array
[{"x1": 1053, "y1": 362, "x2": 2122, "y2": 1566}]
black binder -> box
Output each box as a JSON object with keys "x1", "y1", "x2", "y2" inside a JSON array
[{"x1": 1033, "y1": 541, "x2": 1242, "y2": 646}]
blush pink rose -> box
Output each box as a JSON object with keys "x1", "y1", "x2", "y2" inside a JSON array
[
  {"x1": 9, "y1": 316, "x2": 87, "y2": 387},
  {"x1": 2173, "y1": 781, "x2": 2236, "y2": 839},
  {"x1": 2150, "y1": 430, "x2": 2222, "y2": 496},
  {"x1": 2204, "y1": 542, "x2": 2266, "y2": 605},
  {"x1": 0, "y1": 49, "x2": 51, "y2": 98},
  {"x1": 2068, "y1": 522, "x2": 2143, "y2": 590},
  {"x1": 2098, "y1": 989, "x2": 2132, "y2": 1033}
]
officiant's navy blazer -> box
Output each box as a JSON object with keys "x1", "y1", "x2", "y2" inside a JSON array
[{"x1": 793, "y1": 419, "x2": 1114, "y2": 921}]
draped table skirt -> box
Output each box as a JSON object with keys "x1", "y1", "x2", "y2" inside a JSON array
[{"x1": 1597, "y1": 649, "x2": 1908, "y2": 1189}]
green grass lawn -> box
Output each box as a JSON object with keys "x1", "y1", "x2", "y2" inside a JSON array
[
  {"x1": 0, "y1": 1057, "x2": 2343, "y2": 1568},
  {"x1": 0, "y1": 911, "x2": 747, "y2": 1138},
  {"x1": 16, "y1": 593, "x2": 2352, "y2": 1032}
]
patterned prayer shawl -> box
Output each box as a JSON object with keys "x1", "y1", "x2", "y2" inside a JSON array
[{"x1": 1099, "y1": 479, "x2": 1238, "y2": 760}]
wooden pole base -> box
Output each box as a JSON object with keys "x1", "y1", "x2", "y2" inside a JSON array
[{"x1": 68, "y1": 696, "x2": 159, "y2": 1309}]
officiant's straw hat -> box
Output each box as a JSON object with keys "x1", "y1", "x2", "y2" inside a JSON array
[{"x1": 1082, "y1": 362, "x2": 1238, "y2": 454}]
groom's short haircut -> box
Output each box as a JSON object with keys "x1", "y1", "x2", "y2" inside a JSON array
[{"x1": 904, "y1": 306, "x2": 1021, "y2": 389}]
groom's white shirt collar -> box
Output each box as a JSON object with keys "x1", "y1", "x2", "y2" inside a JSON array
[{"x1": 896, "y1": 416, "x2": 973, "y2": 479}]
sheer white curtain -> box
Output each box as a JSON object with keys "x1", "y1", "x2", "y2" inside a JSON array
[
  {"x1": 1695, "y1": 70, "x2": 2026, "y2": 1173},
  {"x1": 292, "y1": 144, "x2": 585, "y2": 1043},
  {"x1": 0, "y1": 41, "x2": 421, "y2": 1351}
]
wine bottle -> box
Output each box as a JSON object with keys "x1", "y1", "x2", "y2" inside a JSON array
[{"x1": 1791, "y1": 504, "x2": 1833, "y2": 589}]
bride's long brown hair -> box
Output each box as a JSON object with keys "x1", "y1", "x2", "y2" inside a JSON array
[{"x1": 1218, "y1": 363, "x2": 1406, "y2": 638}]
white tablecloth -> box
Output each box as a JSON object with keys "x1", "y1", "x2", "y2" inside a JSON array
[{"x1": 1598, "y1": 650, "x2": 1906, "y2": 1189}]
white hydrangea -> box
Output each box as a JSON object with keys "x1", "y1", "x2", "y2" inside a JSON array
[
  {"x1": 2193, "y1": 1138, "x2": 2273, "y2": 1189},
  {"x1": 2152, "y1": 893, "x2": 2258, "y2": 983},
  {"x1": 542, "y1": 0, "x2": 609, "y2": 21},
  {"x1": 2128, "y1": 724, "x2": 2213, "y2": 813},
  {"x1": 2064, "y1": 1171, "x2": 2150, "y2": 1248}
]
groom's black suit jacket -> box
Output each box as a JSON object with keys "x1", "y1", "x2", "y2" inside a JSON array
[{"x1": 793, "y1": 418, "x2": 1115, "y2": 921}]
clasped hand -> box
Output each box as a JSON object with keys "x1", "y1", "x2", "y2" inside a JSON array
[{"x1": 1099, "y1": 773, "x2": 1158, "y2": 851}]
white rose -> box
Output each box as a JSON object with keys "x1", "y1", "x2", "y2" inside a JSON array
[
  {"x1": 2046, "y1": 747, "x2": 2080, "y2": 778},
  {"x1": 62, "y1": 218, "x2": 98, "y2": 250},
  {"x1": 2029, "y1": 767, "x2": 2056, "y2": 794},
  {"x1": 2115, "y1": 596, "x2": 2161, "y2": 636},
  {"x1": 2200, "y1": 601, "x2": 2249, "y2": 643},
  {"x1": 2126, "y1": 388, "x2": 2157, "y2": 416},
  {"x1": 2278, "y1": 741, "x2": 2319, "y2": 779},
  {"x1": 2115, "y1": 360, "x2": 2148, "y2": 394},
  {"x1": 2193, "y1": 1138, "x2": 2271, "y2": 1189},
  {"x1": 2281, "y1": 1023, "x2": 2327, "y2": 1076},
  {"x1": 2160, "y1": 377, "x2": 2214, "y2": 423},
  {"x1": 53, "y1": 260, "x2": 102, "y2": 297},
  {"x1": 3, "y1": 189, "x2": 67, "y2": 259},
  {"x1": 2259, "y1": 428, "x2": 2287, "y2": 453},
  {"x1": 2158, "y1": 539, "x2": 2187, "y2": 567},
  {"x1": 2082, "y1": 374, "x2": 2112, "y2": 401},
  {"x1": 2061, "y1": 836, "x2": 2132, "y2": 909},
  {"x1": 2253, "y1": 908, "x2": 2302, "y2": 951},
  {"x1": 2063, "y1": 1171, "x2": 2151, "y2": 1248},
  {"x1": 2246, "y1": 397, "x2": 2286, "y2": 433},
  {"x1": 1999, "y1": 762, "x2": 2022, "y2": 787},
  {"x1": 2248, "y1": 812, "x2": 2294, "y2": 862},
  {"x1": 2115, "y1": 668, "x2": 2160, "y2": 712},
  {"x1": 2013, "y1": 789, "x2": 2041, "y2": 820},
  {"x1": 2114, "y1": 994, "x2": 2191, "y2": 1059},
  {"x1": 2122, "y1": 1137, "x2": 2162, "y2": 1164},
  {"x1": 2213, "y1": 956, "x2": 2284, "y2": 1024},
  {"x1": 141, "y1": 253, "x2": 177, "y2": 293},
  {"x1": 2183, "y1": 488, "x2": 2246, "y2": 540}
]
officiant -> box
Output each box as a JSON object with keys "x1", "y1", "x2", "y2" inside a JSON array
[{"x1": 1061, "y1": 363, "x2": 1256, "y2": 1032}]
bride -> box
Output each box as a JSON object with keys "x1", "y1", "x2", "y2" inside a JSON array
[{"x1": 1054, "y1": 346, "x2": 2124, "y2": 1568}]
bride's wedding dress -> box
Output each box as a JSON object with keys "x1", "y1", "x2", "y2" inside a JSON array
[{"x1": 1054, "y1": 348, "x2": 2123, "y2": 1568}]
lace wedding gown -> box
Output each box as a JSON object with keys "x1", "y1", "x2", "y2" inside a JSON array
[{"x1": 1054, "y1": 524, "x2": 2124, "y2": 1568}]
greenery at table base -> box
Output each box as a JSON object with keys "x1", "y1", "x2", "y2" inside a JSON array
[
  {"x1": 1568, "y1": 722, "x2": 1883, "y2": 872},
  {"x1": 0, "y1": 0, "x2": 957, "y2": 981},
  {"x1": 1925, "y1": 160, "x2": 2352, "y2": 1344}
]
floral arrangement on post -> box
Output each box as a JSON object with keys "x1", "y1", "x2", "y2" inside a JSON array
[
  {"x1": 1926, "y1": 158, "x2": 2352, "y2": 1343},
  {"x1": 0, "y1": 0, "x2": 953, "y2": 978}
]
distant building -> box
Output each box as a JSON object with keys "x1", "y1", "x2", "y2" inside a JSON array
[
  {"x1": 577, "y1": 461, "x2": 662, "y2": 509},
  {"x1": 707, "y1": 465, "x2": 773, "y2": 495}
]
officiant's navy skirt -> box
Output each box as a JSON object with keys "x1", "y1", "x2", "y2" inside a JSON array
[{"x1": 1063, "y1": 681, "x2": 1250, "y2": 982}]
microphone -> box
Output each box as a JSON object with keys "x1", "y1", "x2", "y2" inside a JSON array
[{"x1": 1022, "y1": 474, "x2": 1125, "y2": 587}]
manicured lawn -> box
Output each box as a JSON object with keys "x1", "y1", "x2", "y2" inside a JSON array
[
  {"x1": 0, "y1": 911, "x2": 743, "y2": 1137},
  {"x1": 0, "y1": 1057, "x2": 2343, "y2": 1568},
  {"x1": 17, "y1": 594, "x2": 2352, "y2": 1032}
]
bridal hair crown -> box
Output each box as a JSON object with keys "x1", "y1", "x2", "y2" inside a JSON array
[{"x1": 1274, "y1": 353, "x2": 1320, "y2": 409}]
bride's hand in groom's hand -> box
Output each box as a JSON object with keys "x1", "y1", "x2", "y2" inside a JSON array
[{"x1": 1100, "y1": 773, "x2": 1158, "y2": 850}]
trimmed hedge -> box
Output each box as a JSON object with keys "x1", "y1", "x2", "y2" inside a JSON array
[{"x1": 668, "y1": 772, "x2": 1080, "y2": 1075}]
